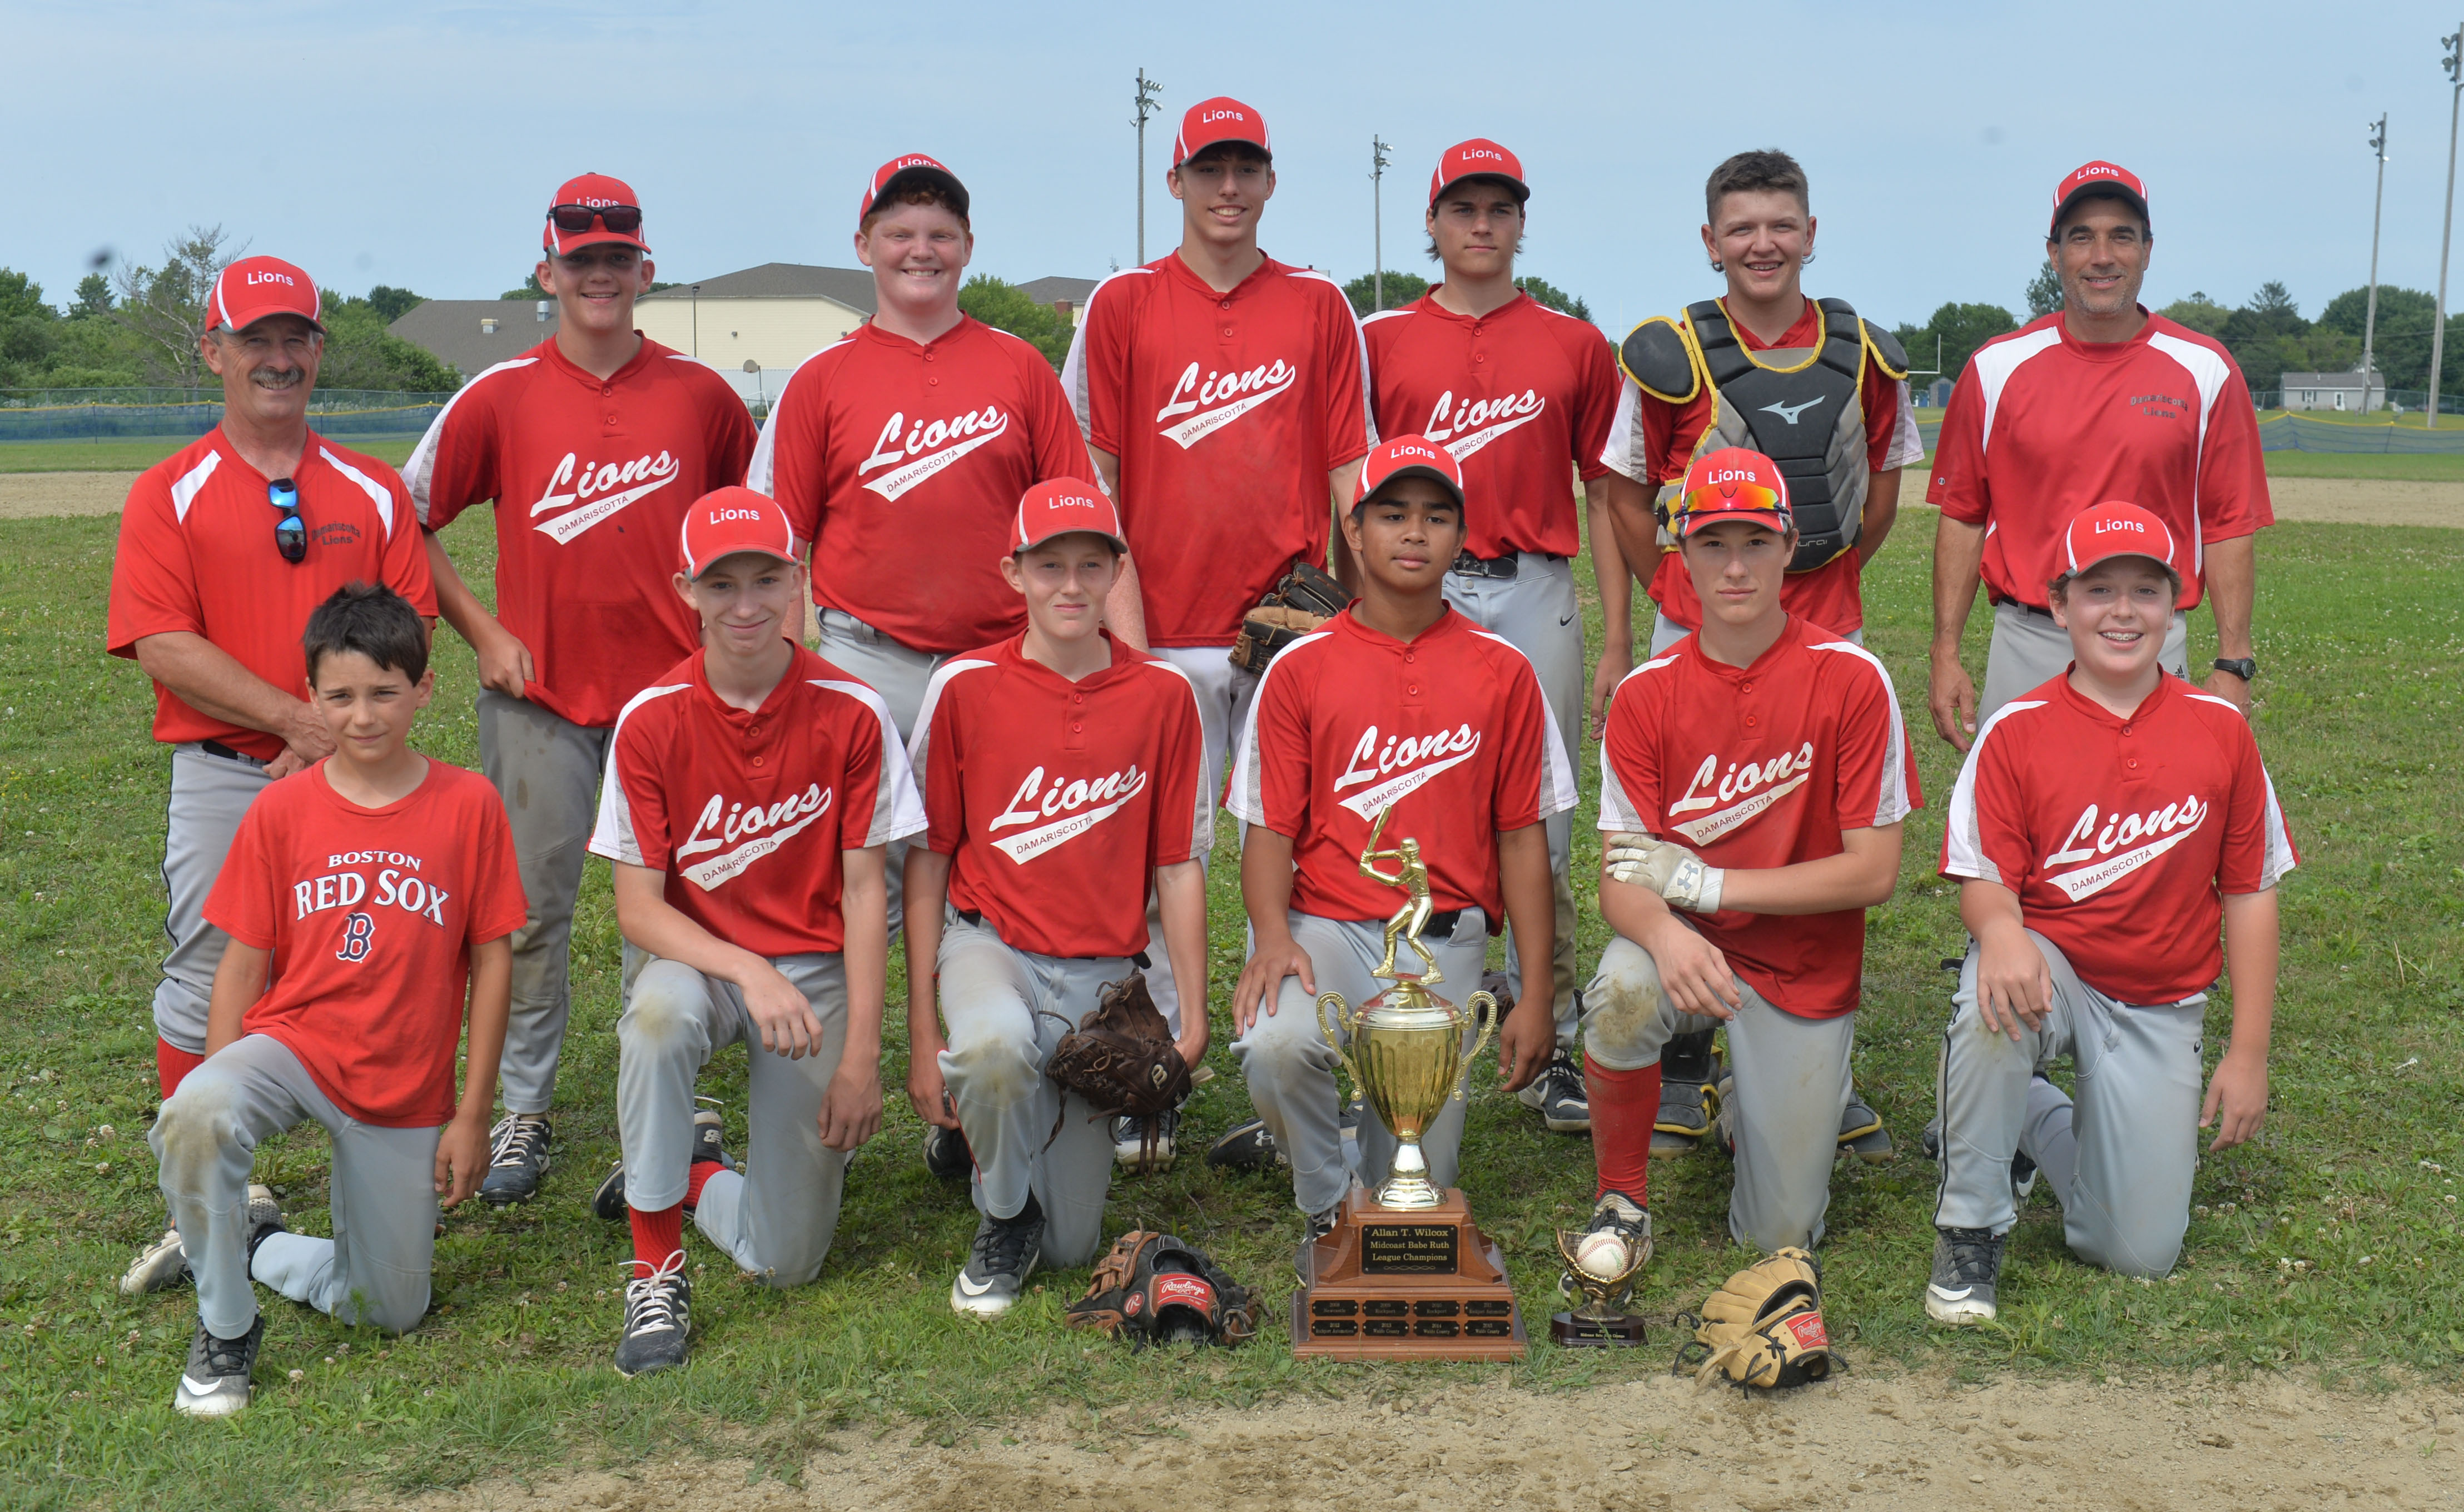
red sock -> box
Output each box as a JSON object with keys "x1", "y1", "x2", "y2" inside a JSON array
[
  {"x1": 628, "y1": 1203, "x2": 683, "y2": 1276},
  {"x1": 157, "y1": 1039, "x2": 206, "y2": 1100},
  {"x1": 1584, "y1": 1057, "x2": 1662, "y2": 1205},
  {"x1": 684, "y1": 1160, "x2": 726, "y2": 1210}
]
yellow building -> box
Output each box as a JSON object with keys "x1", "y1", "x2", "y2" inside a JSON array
[{"x1": 633, "y1": 264, "x2": 880, "y2": 405}]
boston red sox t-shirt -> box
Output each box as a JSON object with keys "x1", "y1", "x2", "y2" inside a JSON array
[{"x1": 205, "y1": 760, "x2": 528, "y2": 1127}]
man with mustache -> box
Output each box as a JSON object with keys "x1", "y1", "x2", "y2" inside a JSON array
[{"x1": 108, "y1": 255, "x2": 438, "y2": 1294}]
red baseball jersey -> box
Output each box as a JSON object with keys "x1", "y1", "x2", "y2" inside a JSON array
[
  {"x1": 403, "y1": 335, "x2": 758, "y2": 729},
  {"x1": 1359, "y1": 291, "x2": 1621, "y2": 560},
  {"x1": 107, "y1": 431, "x2": 438, "y2": 760},
  {"x1": 205, "y1": 760, "x2": 528, "y2": 1127},
  {"x1": 1941, "y1": 672, "x2": 2296, "y2": 1004},
  {"x1": 589, "y1": 643, "x2": 925, "y2": 958},
  {"x1": 1062, "y1": 254, "x2": 1374, "y2": 647},
  {"x1": 1928, "y1": 311, "x2": 2272, "y2": 611},
  {"x1": 1228, "y1": 607, "x2": 1576, "y2": 922},
  {"x1": 1599, "y1": 299, "x2": 1920, "y2": 636},
  {"x1": 750, "y1": 316, "x2": 1094, "y2": 655},
  {"x1": 910, "y1": 633, "x2": 1210, "y2": 959},
  {"x1": 1598, "y1": 616, "x2": 1920, "y2": 1018}
]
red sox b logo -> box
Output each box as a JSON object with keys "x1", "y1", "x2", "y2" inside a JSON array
[{"x1": 335, "y1": 912, "x2": 375, "y2": 962}]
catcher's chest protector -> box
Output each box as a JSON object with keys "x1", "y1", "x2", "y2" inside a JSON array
[{"x1": 1686, "y1": 297, "x2": 1870, "y2": 573}]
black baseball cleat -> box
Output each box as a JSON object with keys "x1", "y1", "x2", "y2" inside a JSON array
[
  {"x1": 1294, "y1": 1201, "x2": 1342, "y2": 1281},
  {"x1": 922, "y1": 1122, "x2": 973, "y2": 1182},
  {"x1": 594, "y1": 1110, "x2": 728, "y2": 1221},
  {"x1": 173, "y1": 1314, "x2": 265, "y2": 1418},
  {"x1": 1517, "y1": 1047, "x2": 1590, "y2": 1133},
  {"x1": 1205, "y1": 1118, "x2": 1288, "y2": 1173},
  {"x1": 613, "y1": 1252, "x2": 693, "y2": 1377},
  {"x1": 1111, "y1": 1109, "x2": 1181, "y2": 1172},
  {"x1": 951, "y1": 1193, "x2": 1045, "y2": 1318},
  {"x1": 1925, "y1": 1226, "x2": 2005, "y2": 1326},
  {"x1": 1837, "y1": 1097, "x2": 1895, "y2": 1163},
  {"x1": 1712, "y1": 1068, "x2": 1738, "y2": 1158},
  {"x1": 479, "y1": 1115, "x2": 552, "y2": 1206},
  {"x1": 1652, "y1": 1031, "x2": 1720, "y2": 1152}
]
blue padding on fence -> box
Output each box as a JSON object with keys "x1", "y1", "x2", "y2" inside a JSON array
[
  {"x1": 0, "y1": 402, "x2": 446, "y2": 444},
  {"x1": 2256, "y1": 414, "x2": 2464, "y2": 453}
]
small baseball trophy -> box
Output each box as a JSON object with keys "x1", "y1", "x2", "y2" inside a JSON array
[
  {"x1": 1549, "y1": 1225, "x2": 1651, "y2": 1348},
  {"x1": 1290, "y1": 807, "x2": 1527, "y2": 1360}
]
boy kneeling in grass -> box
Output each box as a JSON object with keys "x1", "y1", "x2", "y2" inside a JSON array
[
  {"x1": 1928, "y1": 500, "x2": 2296, "y2": 1325},
  {"x1": 156, "y1": 583, "x2": 527, "y2": 1417}
]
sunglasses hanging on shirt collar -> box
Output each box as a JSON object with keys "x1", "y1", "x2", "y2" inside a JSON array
[{"x1": 267, "y1": 478, "x2": 305, "y2": 564}]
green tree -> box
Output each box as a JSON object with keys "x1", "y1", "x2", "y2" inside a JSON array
[
  {"x1": 111, "y1": 225, "x2": 242, "y2": 389},
  {"x1": 2220, "y1": 282, "x2": 2310, "y2": 395},
  {"x1": 2317, "y1": 284, "x2": 2437, "y2": 388},
  {"x1": 314, "y1": 292, "x2": 461, "y2": 391},
  {"x1": 500, "y1": 271, "x2": 548, "y2": 300},
  {"x1": 1515, "y1": 276, "x2": 1591, "y2": 323},
  {"x1": 71, "y1": 272, "x2": 113, "y2": 319},
  {"x1": 956, "y1": 274, "x2": 1071, "y2": 370},
  {"x1": 2158, "y1": 291, "x2": 2231, "y2": 338},
  {"x1": 0, "y1": 269, "x2": 61, "y2": 385},
  {"x1": 365, "y1": 285, "x2": 423, "y2": 322},
  {"x1": 1892, "y1": 302, "x2": 2019, "y2": 392},
  {"x1": 1344, "y1": 270, "x2": 1430, "y2": 316},
  {"x1": 2024, "y1": 260, "x2": 2062, "y2": 318}
]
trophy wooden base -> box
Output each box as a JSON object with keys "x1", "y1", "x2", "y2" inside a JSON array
[
  {"x1": 1548, "y1": 1310, "x2": 1650, "y2": 1347},
  {"x1": 1289, "y1": 1188, "x2": 1527, "y2": 1360}
]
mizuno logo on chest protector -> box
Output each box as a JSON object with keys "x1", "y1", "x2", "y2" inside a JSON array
[{"x1": 1759, "y1": 397, "x2": 1823, "y2": 426}]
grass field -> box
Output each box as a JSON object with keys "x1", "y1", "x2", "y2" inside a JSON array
[{"x1": 0, "y1": 515, "x2": 2459, "y2": 1510}]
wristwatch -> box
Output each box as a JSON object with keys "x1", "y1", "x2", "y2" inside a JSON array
[{"x1": 2212, "y1": 657, "x2": 2258, "y2": 682}]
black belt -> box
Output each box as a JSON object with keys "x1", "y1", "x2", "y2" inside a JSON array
[
  {"x1": 1449, "y1": 551, "x2": 1518, "y2": 580},
  {"x1": 199, "y1": 739, "x2": 264, "y2": 764},
  {"x1": 956, "y1": 909, "x2": 1149, "y2": 969},
  {"x1": 1989, "y1": 594, "x2": 2054, "y2": 619},
  {"x1": 1367, "y1": 907, "x2": 1465, "y2": 938}
]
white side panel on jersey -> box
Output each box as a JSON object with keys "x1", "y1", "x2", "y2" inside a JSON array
[
  {"x1": 1135, "y1": 656, "x2": 1218, "y2": 858},
  {"x1": 1967, "y1": 326, "x2": 2064, "y2": 455},
  {"x1": 1883, "y1": 379, "x2": 1926, "y2": 471},
  {"x1": 1294, "y1": 267, "x2": 1380, "y2": 447},
  {"x1": 1940, "y1": 699, "x2": 2046, "y2": 882},
  {"x1": 400, "y1": 357, "x2": 538, "y2": 526},
  {"x1": 1808, "y1": 639, "x2": 1916, "y2": 829},
  {"x1": 586, "y1": 682, "x2": 694, "y2": 866},
  {"x1": 2183, "y1": 690, "x2": 2302, "y2": 889},
  {"x1": 1057, "y1": 268, "x2": 1155, "y2": 440},
  {"x1": 317, "y1": 447, "x2": 397, "y2": 538},
  {"x1": 902, "y1": 657, "x2": 1000, "y2": 783},
  {"x1": 168, "y1": 451, "x2": 222, "y2": 524},
  {"x1": 1464, "y1": 624, "x2": 1579, "y2": 820},
  {"x1": 743, "y1": 340, "x2": 855, "y2": 498},
  {"x1": 1593, "y1": 652, "x2": 1681, "y2": 833},
  {"x1": 1222, "y1": 628, "x2": 1334, "y2": 828},
  {"x1": 1597, "y1": 380, "x2": 1650, "y2": 484},
  {"x1": 2146, "y1": 332, "x2": 2233, "y2": 578},
  {"x1": 815, "y1": 677, "x2": 929, "y2": 847}
]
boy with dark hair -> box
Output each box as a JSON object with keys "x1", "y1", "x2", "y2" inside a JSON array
[
  {"x1": 1594, "y1": 147, "x2": 1921, "y2": 1162},
  {"x1": 587, "y1": 487, "x2": 921, "y2": 1376},
  {"x1": 153, "y1": 582, "x2": 525, "y2": 1417},
  {"x1": 406, "y1": 173, "x2": 759, "y2": 1205},
  {"x1": 1927, "y1": 500, "x2": 2293, "y2": 1322},
  {"x1": 1226, "y1": 436, "x2": 1572, "y2": 1264},
  {"x1": 1576, "y1": 448, "x2": 1917, "y2": 1271},
  {"x1": 903, "y1": 480, "x2": 1212, "y2": 1315}
]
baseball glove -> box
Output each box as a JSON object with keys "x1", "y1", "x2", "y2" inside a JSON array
[
  {"x1": 1042, "y1": 970, "x2": 1191, "y2": 1172},
  {"x1": 1228, "y1": 561, "x2": 1350, "y2": 674},
  {"x1": 1677, "y1": 1247, "x2": 1833, "y2": 1389},
  {"x1": 1065, "y1": 1229, "x2": 1256, "y2": 1347}
]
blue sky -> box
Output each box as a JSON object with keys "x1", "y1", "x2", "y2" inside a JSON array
[{"x1": 8, "y1": 1, "x2": 2461, "y2": 342}]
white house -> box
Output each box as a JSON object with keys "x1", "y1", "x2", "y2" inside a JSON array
[{"x1": 2279, "y1": 368, "x2": 2385, "y2": 413}]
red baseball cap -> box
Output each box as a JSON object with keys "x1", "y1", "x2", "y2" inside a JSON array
[
  {"x1": 2061, "y1": 500, "x2": 2182, "y2": 579},
  {"x1": 860, "y1": 153, "x2": 969, "y2": 228},
  {"x1": 1173, "y1": 97, "x2": 1270, "y2": 166},
  {"x1": 1429, "y1": 139, "x2": 1528, "y2": 206},
  {"x1": 1354, "y1": 434, "x2": 1466, "y2": 508},
  {"x1": 678, "y1": 488, "x2": 798, "y2": 579},
  {"x1": 208, "y1": 256, "x2": 322, "y2": 334},
  {"x1": 2050, "y1": 160, "x2": 2150, "y2": 236},
  {"x1": 1673, "y1": 447, "x2": 1793, "y2": 536},
  {"x1": 1010, "y1": 478, "x2": 1127, "y2": 555},
  {"x1": 543, "y1": 172, "x2": 650, "y2": 256}
]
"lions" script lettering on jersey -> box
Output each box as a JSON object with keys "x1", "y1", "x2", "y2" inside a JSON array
[
  {"x1": 673, "y1": 783, "x2": 834, "y2": 891},
  {"x1": 1666, "y1": 743, "x2": 1817, "y2": 844},
  {"x1": 1155, "y1": 357, "x2": 1296, "y2": 449},
  {"x1": 987, "y1": 763, "x2": 1150, "y2": 863},
  {"x1": 2039, "y1": 794, "x2": 2209, "y2": 901},
  {"x1": 857, "y1": 404, "x2": 1012, "y2": 500},
  {"x1": 528, "y1": 449, "x2": 682, "y2": 543},
  {"x1": 1420, "y1": 389, "x2": 1547, "y2": 461},
  {"x1": 1332, "y1": 724, "x2": 1482, "y2": 819}
]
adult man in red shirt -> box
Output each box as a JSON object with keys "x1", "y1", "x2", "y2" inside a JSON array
[
  {"x1": 405, "y1": 173, "x2": 759, "y2": 1205},
  {"x1": 1594, "y1": 149, "x2": 1920, "y2": 1162},
  {"x1": 750, "y1": 154, "x2": 1096, "y2": 944},
  {"x1": 1928, "y1": 501, "x2": 2292, "y2": 1322},
  {"x1": 1359, "y1": 139, "x2": 1627, "y2": 1134},
  {"x1": 108, "y1": 255, "x2": 437, "y2": 1294},
  {"x1": 1579, "y1": 447, "x2": 1918, "y2": 1266},
  {"x1": 1926, "y1": 162, "x2": 2272, "y2": 749}
]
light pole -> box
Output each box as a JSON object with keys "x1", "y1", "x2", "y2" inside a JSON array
[
  {"x1": 2363, "y1": 115, "x2": 2390, "y2": 409},
  {"x1": 690, "y1": 283, "x2": 701, "y2": 360},
  {"x1": 1133, "y1": 69, "x2": 1164, "y2": 265},
  {"x1": 1371, "y1": 136, "x2": 1391, "y2": 311},
  {"x1": 2431, "y1": 27, "x2": 2461, "y2": 427},
  {"x1": 743, "y1": 358, "x2": 763, "y2": 414}
]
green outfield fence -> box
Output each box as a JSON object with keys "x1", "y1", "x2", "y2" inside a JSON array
[
  {"x1": 0, "y1": 388, "x2": 454, "y2": 444},
  {"x1": 1912, "y1": 406, "x2": 2464, "y2": 458}
]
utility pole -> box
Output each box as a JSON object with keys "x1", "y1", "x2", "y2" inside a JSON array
[
  {"x1": 2363, "y1": 115, "x2": 2390, "y2": 409},
  {"x1": 1133, "y1": 70, "x2": 1164, "y2": 265},
  {"x1": 1371, "y1": 136, "x2": 1391, "y2": 311},
  {"x1": 2432, "y1": 27, "x2": 2461, "y2": 427}
]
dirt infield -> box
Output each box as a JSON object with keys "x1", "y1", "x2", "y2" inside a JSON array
[
  {"x1": 404, "y1": 1369, "x2": 2459, "y2": 1511},
  {"x1": 4, "y1": 471, "x2": 2461, "y2": 529}
]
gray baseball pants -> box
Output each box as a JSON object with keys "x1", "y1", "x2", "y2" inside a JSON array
[
  {"x1": 1978, "y1": 603, "x2": 2188, "y2": 725},
  {"x1": 153, "y1": 1034, "x2": 439, "y2": 1337},
  {"x1": 1142, "y1": 643, "x2": 1262, "y2": 1038},
  {"x1": 475, "y1": 689, "x2": 616, "y2": 1116},
  {"x1": 152, "y1": 743, "x2": 274, "y2": 1054},
  {"x1": 816, "y1": 607, "x2": 949, "y2": 944},
  {"x1": 1234, "y1": 910, "x2": 1489, "y2": 1218},
  {"x1": 617, "y1": 953, "x2": 852, "y2": 1285},
  {"x1": 1581, "y1": 933, "x2": 1856, "y2": 1252},
  {"x1": 1933, "y1": 932, "x2": 2206, "y2": 1278},
  {"x1": 934, "y1": 909, "x2": 1126, "y2": 1267},
  {"x1": 1446, "y1": 555, "x2": 1582, "y2": 1047}
]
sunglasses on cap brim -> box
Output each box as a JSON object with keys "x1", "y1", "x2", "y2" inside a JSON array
[
  {"x1": 1675, "y1": 481, "x2": 1790, "y2": 524},
  {"x1": 547, "y1": 203, "x2": 643, "y2": 235}
]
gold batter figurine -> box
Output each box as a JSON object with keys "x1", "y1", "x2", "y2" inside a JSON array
[{"x1": 1360, "y1": 805, "x2": 1440, "y2": 984}]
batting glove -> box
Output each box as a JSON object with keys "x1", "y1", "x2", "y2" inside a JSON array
[{"x1": 1603, "y1": 832, "x2": 1725, "y2": 914}]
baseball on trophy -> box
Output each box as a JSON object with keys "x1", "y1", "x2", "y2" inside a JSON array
[{"x1": 1574, "y1": 1229, "x2": 1631, "y2": 1283}]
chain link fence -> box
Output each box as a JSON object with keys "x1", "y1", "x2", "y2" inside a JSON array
[{"x1": 0, "y1": 389, "x2": 455, "y2": 444}]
